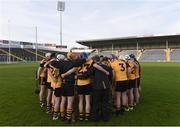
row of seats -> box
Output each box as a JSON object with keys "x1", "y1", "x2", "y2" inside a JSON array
[
  {"x1": 171, "y1": 49, "x2": 180, "y2": 61},
  {"x1": 1, "y1": 48, "x2": 180, "y2": 62},
  {"x1": 131, "y1": 49, "x2": 180, "y2": 61},
  {"x1": 99, "y1": 49, "x2": 180, "y2": 61},
  {"x1": 139, "y1": 49, "x2": 166, "y2": 61},
  {"x1": 0, "y1": 48, "x2": 48, "y2": 62}
]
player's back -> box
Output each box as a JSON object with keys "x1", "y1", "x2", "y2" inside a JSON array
[
  {"x1": 61, "y1": 59, "x2": 86, "y2": 82},
  {"x1": 62, "y1": 60, "x2": 77, "y2": 82},
  {"x1": 93, "y1": 63, "x2": 113, "y2": 90},
  {"x1": 127, "y1": 60, "x2": 136, "y2": 80},
  {"x1": 111, "y1": 59, "x2": 128, "y2": 81},
  {"x1": 77, "y1": 59, "x2": 93, "y2": 86}
]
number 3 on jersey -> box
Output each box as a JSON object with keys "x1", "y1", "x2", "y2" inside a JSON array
[{"x1": 119, "y1": 63, "x2": 125, "y2": 71}]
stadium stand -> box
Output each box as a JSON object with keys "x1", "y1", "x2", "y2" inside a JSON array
[
  {"x1": 1, "y1": 34, "x2": 180, "y2": 62},
  {"x1": 77, "y1": 34, "x2": 180, "y2": 62},
  {"x1": 0, "y1": 39, "x2": 68, "y2": 63},
  {"x1": 138, "y1": 49, "x2": 166, "y2": 61},
  {"x1": 0, "y1": 48, "x2": 26, "y2": 62},
  {"x1": 171, "y1": 49, "x2": 180, "y2": 61},
  {"x1": 0, "y1": 49, "x2": 8, "y2": 62}
]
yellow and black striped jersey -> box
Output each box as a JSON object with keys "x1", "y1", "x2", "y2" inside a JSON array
[
  {"x1": 127, "y1": 61, "x2": 136, "y2": 80},
  {"x1": 77, "y1": 59, "x2": 93, "y2": 86},
  {"x1": 51, "y1": 76, "x2": 62, "y2": 89},
  {"x1": 47, "y1": 68, "x2": 53, "y2": 83},
  {"x1": 47, "y1": 64, "x2": 57, "y2": 83},
  {"x1": 49, "y1": 64, "x2": 62, "y2": 88}
]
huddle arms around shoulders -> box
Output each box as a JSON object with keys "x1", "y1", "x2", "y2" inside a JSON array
[
  {"x1": 43, "y1": 58, "x2": 110, "y2": 79},
  {"x1": 77, "y1": 63, "x2": 111, "y2": 79},
  {"x1": 37, "y1": 58, "x2": 56, "y2": 79},
  {"x1": 61, "y1": 61, "x2": 110, "y2": 79}
]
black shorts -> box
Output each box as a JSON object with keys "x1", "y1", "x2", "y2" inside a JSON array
[
  {"x1": 136, "y1": 78, "x2": 140, "y2": 88},
  {"x1": 46, "y1": 82, "x2": 53, "y2": 90},
  {"x1": 115, "y1": 80, "x2": 128, "y2": 92},
  {"x1": 54, "y1": 88, "x2": 61, "y2": 97},
  {"x1": 128, "y1": 80, "x2": 136, "y2": 89},
  {"x1": 39, "y1": 77, "x2": 47, "y2": 85},
  {"x1": 61, "y1": 83, "x2": 74, "y2": 96},
  {"x1": 77, "y1": 84, "x2": 91, "y2": 95}
]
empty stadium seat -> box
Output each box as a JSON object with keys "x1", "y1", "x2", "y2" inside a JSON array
[
  {"x1": 139, "y1": 49, "x2": 166, "y2": 61},
  {"x1": 171, "y1": 49, "x2": 180, "y2": 61}
]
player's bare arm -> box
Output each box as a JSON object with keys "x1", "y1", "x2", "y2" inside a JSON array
[
  {"x1": 61, "y1": 67, "x2": 78, "y2": 78},
  {"x1": 37, "y1": 67, "x2": 42, "y2": 80},
  {"x1": 44, "y1": 58, "x2": 56, "y2": 67}
]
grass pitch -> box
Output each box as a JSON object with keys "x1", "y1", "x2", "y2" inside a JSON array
[{"x1": 0, "y1": 62, "x2": 180, "y2": 126}]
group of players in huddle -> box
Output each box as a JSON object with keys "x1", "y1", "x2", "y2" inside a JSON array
[{"x1": 37, "y1": 51, "x2": 141, "y2": 123}]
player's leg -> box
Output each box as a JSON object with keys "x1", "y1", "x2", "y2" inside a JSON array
[
  {"x1": 122, "y1": 91, "x2": 129, "y2": 111},
  {"x1": 129, "y1": 88, "x2": 134, "y2": 109},
  {"x1": 134, "y1": 88, "x2": 139, "y2": 106},
  {"x1": 126, "y1": 80, "x2": 130, "y2": 106},
  {"x1": 134, "y1": 78, "x2": 140, "y2": 105},
  {"x1": 46, "y1": 83, "x2": 53, "y2": 114},
  {"x1": 115, "y1": 91, "x2": 121, "y2": 116},
  {"x1": 121, "y1": 81, "x2": 129, "y2": 111},
  {"x1": 138, "y1": 77, "x2": 141, "y2": 93},
  {"x1": 77, "y1": 85, "x2": 84, "y2": 121},
  {"x1": 60, "y1": 83, "x2": 66, "y2": 121},
  {"x1": 52, "y1": 88, "x2": 61, "y2": 120},
  {"x1": 66, "y1": 85, "x2": 75, "y2": 123},
  {"x1": 78, "y1": 94, "x2": 84, "y2": 121},
  {"x1": 115, "y1": 81, "x2": 124, "y2": 116},
  {"x1": 128, "y1": 80, "x2": 135, "y2": 111},
  {"x1": 39, "y1": 77, "x2": 46, "y2": 107},
  {"x1": 39, "y1": 85, "x2": 46, "y2": 107},
  {"x1": 60, "y1": 96, "x2": 66, "y2": 120},
  {"x1": 51, "y1": 91, "x2": 55, "y2": 113},
  {"x1": 66, "y1": 96, "x2": 74, "y2": 122},
  {"x1": 84, "y1": 85, "x2": 91, "y2": 121},
  {"x1": 53, "y1": 96, "x2": 60, "y2": 120},
  {"x1": 85, "y1": 94, "x2": 91, "y2": 121}
]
